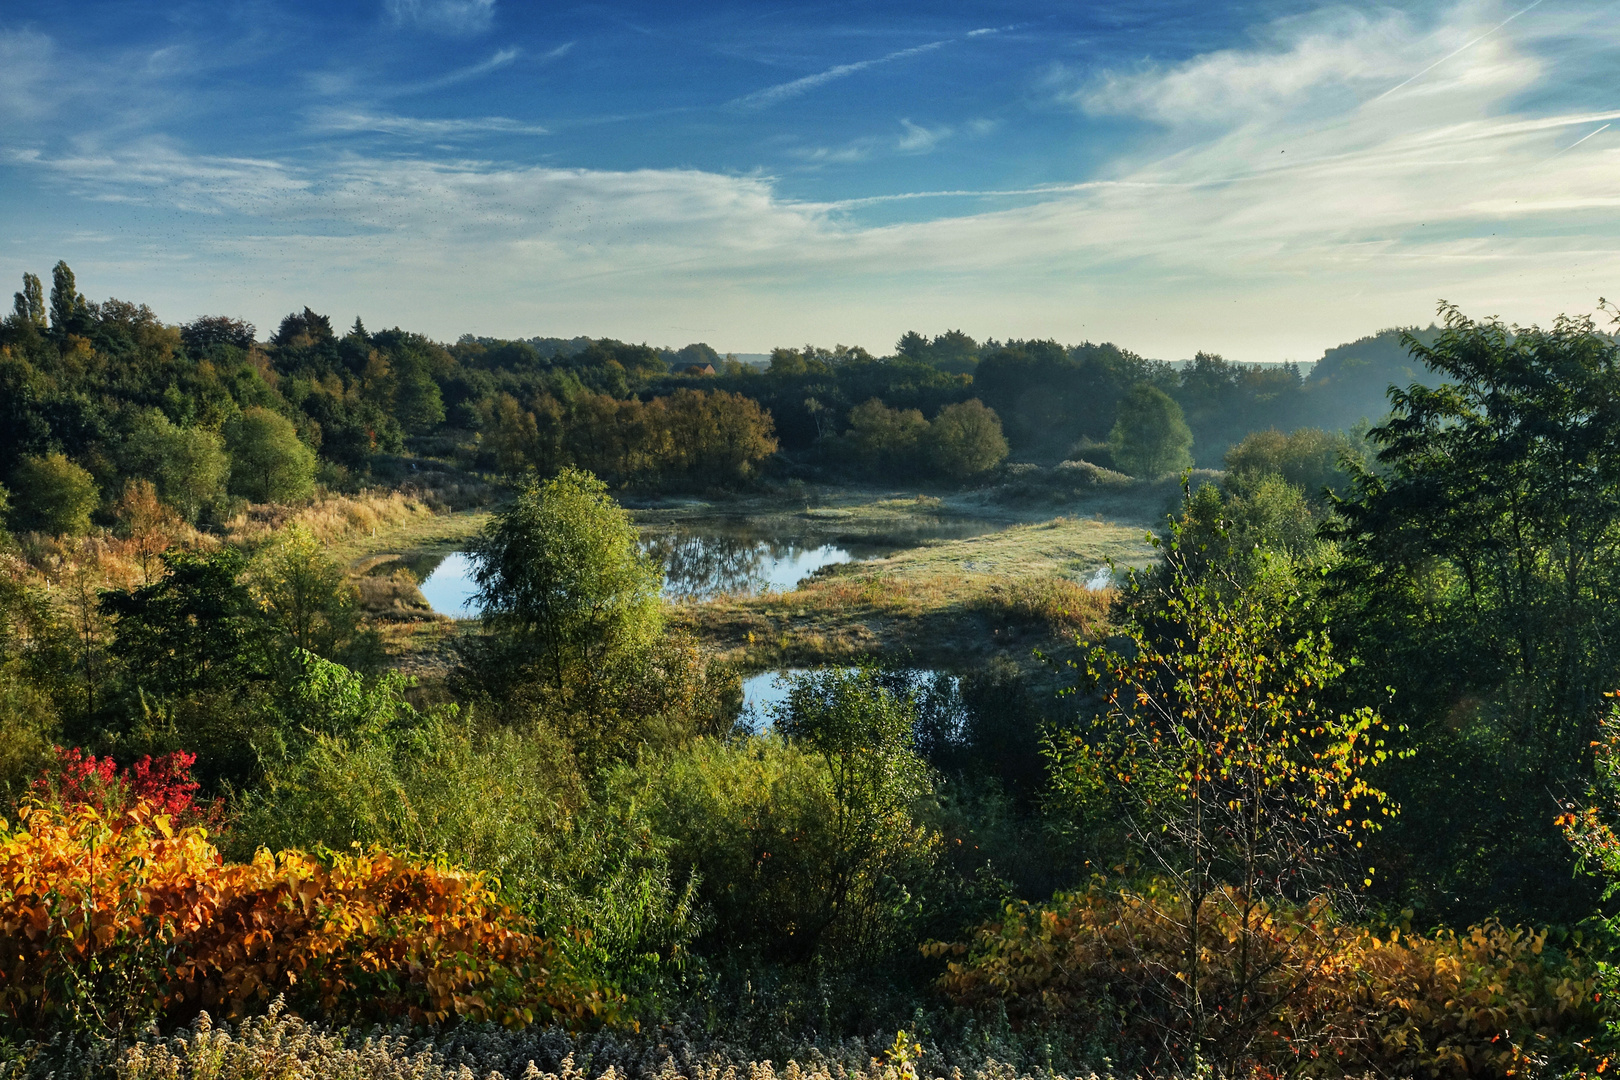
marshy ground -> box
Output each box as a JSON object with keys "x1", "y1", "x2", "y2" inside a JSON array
[{"x1": 347, "y1": 480, "x2": 1175, "y2": 683}]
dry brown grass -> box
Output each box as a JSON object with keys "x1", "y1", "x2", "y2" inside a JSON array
[{"x1": 221, "y1": 490, "x2": 437, "y2": 552}]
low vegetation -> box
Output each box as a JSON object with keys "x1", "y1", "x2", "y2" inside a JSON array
[{"x1": 9, "y1": 269, "x2": 1620, "y2": 1078}]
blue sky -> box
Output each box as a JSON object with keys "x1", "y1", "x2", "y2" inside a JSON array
[{"x1": 2, "y1": 0, "x2": 1618, "y2": 361}]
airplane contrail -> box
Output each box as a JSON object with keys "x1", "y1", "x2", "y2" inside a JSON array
[
  {"x1": 1547, "y1": 122, "x2": 1611, "y2": 161},
  {"x1": 1374, "y1": 0, "x2": 1548, "y2": 101}
]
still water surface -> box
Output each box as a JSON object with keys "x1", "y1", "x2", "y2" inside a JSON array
[
  {"x1": 412, "y1": 518, "x2": 1112, "y2": 619},
  {"x1": 415, "y1": 536, "x2": 877, "y2": 618},
  {"x1": 738, "y1": 667, "x2": 956, "y2": 730}
]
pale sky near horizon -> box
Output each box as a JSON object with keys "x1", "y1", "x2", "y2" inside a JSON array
[{"x1": 2, "y1": 0, "x2": 1617, "y2": 363}]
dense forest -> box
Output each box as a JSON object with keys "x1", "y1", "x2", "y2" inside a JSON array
[{"x1": 5, "y1": 262, "x2": 1620, "y2": 1080}]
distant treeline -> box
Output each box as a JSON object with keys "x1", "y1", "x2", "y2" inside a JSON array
[{"x1": 1, "y1": 259, "x2": 1432, "y2": 531}]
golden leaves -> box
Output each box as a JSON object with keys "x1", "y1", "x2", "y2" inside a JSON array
[{"x1": 0, "y1": 800, "x2": 611, "y2": 1034}]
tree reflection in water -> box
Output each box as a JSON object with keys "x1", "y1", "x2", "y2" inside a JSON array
[{"x1": 640, "y1": 530, "x2": 873, "y2": 599}]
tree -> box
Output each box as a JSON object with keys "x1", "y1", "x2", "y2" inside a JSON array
[
  {"x1": 120, "y1": 410, "x2": 229, "y2": 523},
  {"x1": 926, "y1": 399, "x2": 1008, "y2": 479},
  {"x1": 246, "y1": 524, "x2": 369, "y2": 662},
  {"x1": 11, "y1": 273, "x2": 44, "y2": 330},
  {"x1": 179, "y1": 315, "x2": 255, "y2": 352},
  {"x1": 100, "y1": 549, "x2": 268, "y2": 700},
  {"x1": 49, "y1": 261, "x2": 88, "y2": 336},
  {"x1": 771, "y1": 667, "x2": 940, "y2": 963},
  {"x1": 1329, "y1": 303, "x2": 1620, "y2": 922},
  {"x1": 470, "y1": 468, "x2": 663, "y2": 689},
  {"x1": 1051, "y1": 530, "x2": 1397, "y2": 1070},
  {"x1": 1224, "y1": 427, "x2": 1356, "y2": 503},
  {"x1": 846, "y1": 398, "x2": 927, "y2": 473},
  {"x1": 7, "y1": 453, "x2": 98, "y2": 536},
  {"x1": 111, "y1": 480, "x2": 183, "y2": 584},
  {"x1": 1109, "y1": 382, "x2": 1194, "y2": 478},
  {"x1": 392, "y1": 355, "x2": 446, "y2": 435},
  {"x1": 271, "y1": 307, "x2": 335, "y2": 348},
  {"x1": 226, "y1": 407, "x2": 316, "y2": 504}
]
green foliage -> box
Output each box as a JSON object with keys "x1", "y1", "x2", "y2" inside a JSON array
[
  {"x1": 226, "y1": 406, "x2": 316, "y2": 504},
  {"x1": 0, "y1": 569, "x2": 61, "y2": 805},
  {"x1": 925, "y1": 400, "x2": 1008, "y2": 479},
  {"x1": 1224, "y1": 426, "x2": 1358, "y2": 503},
  {"x1": 246, "y1": 524, "x2": 375, "y2": 665},
  {"x1": 1175, "y1": 476, "x2": 1332, "y2": 599},
  {"x1": 480, "y1": 387, "x2": 777, "y2": 488},
  {"x1": 844, "y1": 398, "x2": 928, "y2": 474},
  {"x1": 1108, "y1": 382, "x2": 1193, "y2": 478},
  {"x1": 100, "y1": 548, "x2": 268, "y2": 701},
  {"x1": 7, "y1": 453, "x2": 98, "y2": 536},
  {"x1": 1330, "y1": 304, "x2": 1620, "y2": 922},
  {"x1": 471, "y1": 469, "x2": 663, "y2": 689},
  {"x1": 772, "y1": 668, "x2": 940, "y2": 962},
  {"x1": 119, "y1": 409, "x2": 229, "y2": 523},
  {"x1": 1050, "y1": 525, "x2": 1398, "y2": 1066},
  {"x1": 617, "y1": 670, "x2": 952, "y2": 975},
  {"x1": 12, "y1": 273, "x2": 45, "y2": 330},
  {"x1": 49, "y1": 260, "x2": 89, "y2": 336},
  {"x1": 240, "y1": 651, "x2": 700, "y2": 995}
]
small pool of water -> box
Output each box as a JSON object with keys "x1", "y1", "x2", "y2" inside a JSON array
[
  {"x1": 417, "y1": 552, "x2": 480, "y2": 619},
  {"x1": 738, "y1": 667, "x2": 956, "y2": 730},
  {"x1": 411, "y1": 537, "x2": 881, "y2": 619},
  {"x1": 1084, "y1": 565, "x2": 1115, "y2": 590},
  {"x1": 643, "y1": 531, "x2": 890, "y2": 600}
]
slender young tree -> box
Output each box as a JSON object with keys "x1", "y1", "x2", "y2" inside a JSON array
[
  {"x1": 1052, "y1": 517, "x2": 1398, "y2": 1070},
  {"x1": 12, "y1": 273, "x2": 45, "y2": 329},
  {"x1": 49, "y1": 261, "x2": 87, "y2": 336}
]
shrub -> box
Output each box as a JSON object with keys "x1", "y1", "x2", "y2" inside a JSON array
[
  {"x1": 1224, "y1": 426, "x2": 1356, "y2": 502},
  {"x1": 0, "y1": 800, "x2": 608, "y2": 1039},
  {"x1": 633, "y1": 671, "x2": 941, "y2": 968},
  {"x1": 6, "y1": 454, "x2": 98, "y2": 537},
  {"x1": 469, "y1": 468, "x2": 663, "y2": 691},
  {"x1": 119, "y1": 409, "x2": 230, "y2": 523},
  {"x1": 31, "y1": 746, "x2": 217, "y2": 828},
  {"x1": 931, "y1": 881, "x2": 1603, "y2": 1079}
]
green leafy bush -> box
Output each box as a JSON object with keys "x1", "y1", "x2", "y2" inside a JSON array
[{"x1": 6, "y1": 454, "x2": 98, "y2": 537}]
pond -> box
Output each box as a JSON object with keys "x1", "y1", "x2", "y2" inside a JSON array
[
  {"x1": 738, "y1": 667, "x2": 957, "y2": 730},
  {"x1": 416, "y1": 552, "x2": 481, "y2": 619},
  {"x1": 412, "y1": 513, "x2": 1007, "y2": 618},
  {"x1": 413, "y1": 536, "x2": 882, "y2": 619},
  {"x1": 642, "y1": 531, "x2": 888, "y2": 600},
  {"x1": 416, "y1": 536, "x2": 1117, "y2": 619}
]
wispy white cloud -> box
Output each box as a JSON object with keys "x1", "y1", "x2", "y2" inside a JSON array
[
  {"x1": 896, "y1": 119, "x2": 950, "y2": 153},
  {"x1": 384, "y1": 0, "x2": 496, "y2": 37},
  {"x1": 394, "y1": 47, "x2": 519, "y2": 95},
  {"x1": 1071, "y1": 10, "x2": 1419, "y2": 125},
  {"x1": 308, "y1": 109, "x2": 547, "y2": 138},
  {"x1": 0, "y1": 29, "x2": 57, "y2": 122},
  {"x1": 9, "y1": 1, "x2": 1620, "y2": 360},
  {"x1": 733, "y1": 40, "x2": 949, "y2": 109},
  {"x1": 790, "y1": 119, "x2": 954, "y2": 164}
]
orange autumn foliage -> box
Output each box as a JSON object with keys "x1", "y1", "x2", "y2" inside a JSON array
[
  {"x1": 928, "y1": 881, "x2": 1603, "y2": 1079},
  {"x1": 0, "y1": 800, "x2": 616, "y2": 1036}
]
